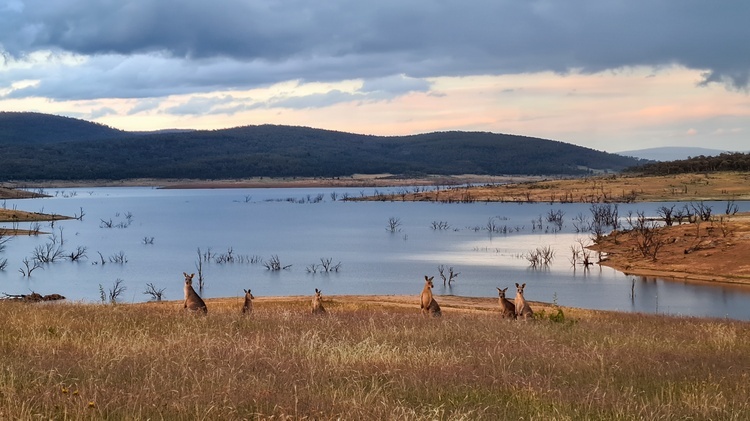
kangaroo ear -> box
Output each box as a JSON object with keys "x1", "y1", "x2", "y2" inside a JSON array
[
  {"x1": 424, "y1": 275, "x2": 429, "y2": 281},
  {"x1": 515, "y1": 283, "x2": 520, "y2": 288},
  {"x1": 522, "y1": 283, "x2": 526, "y2": 288},
  {"x1": 183, "y1": 272, "x2": 188, "y2": 277},
  {"x1": 428, "y1": 276, "x2": 434, "y2": 281},
  {"x1": 243, "y1": 289, "x2": 247, "y2": 293}
]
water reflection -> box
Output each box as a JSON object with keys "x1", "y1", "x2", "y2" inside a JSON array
[{"x1": 1, "y1": 187, "x2": 749, "y2": 320}]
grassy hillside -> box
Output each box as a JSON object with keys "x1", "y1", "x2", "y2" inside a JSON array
[
  {"x1": 1, "y1": 297, "x2": 748, "y2": 419},
  {"x1": 0, "y1": 113, "x2": 644, "y2": 181}
]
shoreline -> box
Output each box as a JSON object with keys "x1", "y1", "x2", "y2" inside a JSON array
[
  {"x1": 2, "y1": 174, "x2": 536, "y2": 191},
  {"x1": 596, "y1": 263, "x2": 750, "y2": 287},
  {"x1": 17, "y1": 294, "x2": 602, "y2": 320},
  {"x1": 16, "y1": 293, "x2": 750, "y2": 321}
]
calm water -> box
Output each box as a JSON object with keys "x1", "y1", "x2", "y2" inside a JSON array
[{"x1": 2, "y1": 187, "x2": 750, "y2": 320}]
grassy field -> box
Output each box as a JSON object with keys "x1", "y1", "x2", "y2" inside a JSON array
[{"x1": 2, "y1": 297, "x2": 749, "y2": 420}]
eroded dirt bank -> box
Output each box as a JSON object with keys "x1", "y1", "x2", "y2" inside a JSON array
[{"x1": 589, "y1": 212, "x2": 750, "y2": 285}]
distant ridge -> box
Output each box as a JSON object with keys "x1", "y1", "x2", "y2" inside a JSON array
[
  {"x1": 0, "y1": 112, "x2": 645, "y2": 181},
  {"x1": 617, "y1": 146, "x2": 731, "y2": 162}
]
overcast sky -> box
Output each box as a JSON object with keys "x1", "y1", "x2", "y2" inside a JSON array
[{"x1": 1, "y1": 0, "x2": 749, "y2": 152}]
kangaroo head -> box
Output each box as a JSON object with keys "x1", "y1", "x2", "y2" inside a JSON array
[
  {"x1": 183, "y1": 272, "x2": 195, "y2": 286},
  {"x1": 315, "y1": 288, "x2": 322, "y2": 298},
  {"x1": 515, "y1": 283, "x2": 526, "y2": 295},
  {"x1": 424, "y1": 276, "x2": 434, "y2": 288},
  {"x1": 244, "y1": 289, "x2": 255, "y2": 299},
  {"x1": 497, "y1": 287, "x2": 507, "y2": 298}
]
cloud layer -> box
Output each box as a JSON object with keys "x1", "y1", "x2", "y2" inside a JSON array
[
  {"x1": 2, "y1": 1, "x2": 750, "y2": 153},
  {"x1": 2, "y1": 0, "x2": 749, "y2": 102}
]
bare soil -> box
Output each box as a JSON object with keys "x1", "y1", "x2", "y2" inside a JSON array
[
  {"x1": 590, "y1": 212, "x2": 750, "y2": 285},
  {"x1": 0, "y1": 186, "x2": 45, "y2": 199},
  {"x1": 0, "y1": 209, "x2": 70, "y2": 235}
]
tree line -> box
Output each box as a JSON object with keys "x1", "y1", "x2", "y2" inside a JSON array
[{"x1": 625, "y1": 152, "x2": 750, "y2": 175}]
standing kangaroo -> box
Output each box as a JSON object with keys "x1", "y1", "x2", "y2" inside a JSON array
[
  {"x1": 420, "y1": 276, "x2": 442, "y2": 317},
  {"x1": 242, "y1": 289, "x2": 255, "y2": 314},
  {"x1": 497, "y1": 287, "x2": 516, "y2": 319},
  {"x1": 183, "y1": 272, "x2": 207, "y2": 314},
  {"x1": 514, "y1": 282, "x2": 533, "y2": 320},
  {"x1": 311, "y1": 288, "x2": 326, "y2": 314}
]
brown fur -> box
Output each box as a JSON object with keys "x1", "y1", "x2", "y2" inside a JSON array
[
  {"x1": 311, "y1": 288, "x2": 326, "y2": 314},
  {"x1": 514, "y1": 283, "x2": 533, "y2": 320},
  {"x1": 183, "y1": 272, "x2": 207, "y2": 314},
  {"x1": 420, "y1": 276, "x2": 442, "y2": 317},
  {"x1": 242, "y1": 289, "x2": 255, "y2": 314},
  {"x1": 497, "y1": 287, "x2": 516, "y2": 319}
]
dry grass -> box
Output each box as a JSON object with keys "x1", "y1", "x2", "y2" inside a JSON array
[
  {"x1": 0, "y1": 187, "x2": 43, "y2": 200},
  {"x1": 0, "y1": 208, "x2": 70, "y2": 236},
  {"x1": 2, "y1": 297, "x2": 749, "y2": 420},
  {"x1": 374, "y1": 172, "x2": 750, "y2": 203},
  {"x1": 0, "y1": 209, "x2": 70, "y2": 222}
]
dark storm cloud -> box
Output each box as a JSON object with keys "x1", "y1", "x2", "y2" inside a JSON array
[{"x1": 1, "y1": 0, "x2": 749, "y2": 101}]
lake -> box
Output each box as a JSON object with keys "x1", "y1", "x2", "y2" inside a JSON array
[{"x1": 2, "y1": 186, "x2": 750, "y2": 320}]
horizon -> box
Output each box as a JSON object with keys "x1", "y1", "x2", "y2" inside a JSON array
[{"x1": 2, "y1": 2, "x2": 749, "y2": 153}]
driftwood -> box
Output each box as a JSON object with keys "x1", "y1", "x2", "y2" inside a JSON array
[{"x1": 2, "y1": 292, "x2": 66, "y2": 302}]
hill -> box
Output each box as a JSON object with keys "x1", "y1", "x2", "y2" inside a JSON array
[
  {"x1": 0, "y1": 112, "x2": 644, "y2": 181},
  {"x1": 0, "y1": 111, "x2": 132, "y2": 145}
]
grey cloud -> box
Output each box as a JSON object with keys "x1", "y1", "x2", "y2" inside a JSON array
[
  {"x1": 1, "y1": 0, "x2": 749, "y2": 101},
  {"x1": 361, "y1": 75, "x2": 431, "y2": 96},
  {"x1": 89, "y1": 106, "x2": 117, "y2": 119},
  {"x1": 258, "y1": 76, "x2": 431, "y2": 110},
  {"x1": 128, "y1": 99, "x2": 162, "y2": 115},
  {"x1": 210, "y1": 103, "x2": 249, "y2": 115},
  {"x1": 164, "y1": 95, "x2": 238, "y2": 115},
  {"x1": 268, "y1": 90, "x2": 365, "y2": 110}
]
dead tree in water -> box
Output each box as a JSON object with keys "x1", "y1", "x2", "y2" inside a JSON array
[{"x1": 437, "y1": 265, "x2": 460, "y2": 286}]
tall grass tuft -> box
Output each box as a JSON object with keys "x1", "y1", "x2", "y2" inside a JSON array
[{"x1": 1, "y1": 298, "x2": 749, "y2": 419}]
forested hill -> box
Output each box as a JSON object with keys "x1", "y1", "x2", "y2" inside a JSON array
[
  {"x1": 0, "y1": 111, "x2": 132, "y2": 145},
  {"x1": 0, "y1": 112, "x2": 644, "y2": 180}
]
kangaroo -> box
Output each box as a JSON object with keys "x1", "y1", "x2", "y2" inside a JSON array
[
  {"x1": 183, "y1": 272, "x2": 207, "y2": 314},
  {"x1": 242, "y1": 289, "x2": 255, "y2": 314},
  {"x1": 514, "y1": 282, "x2": 533, "y2": 320},
  {"x1": 497, "y1": 287, "x2": 516, "y2": 319},
  {"x1": 311, "y1": 288, "x2": 326, "y2": 315},
  {"x1": 420, "y1": 276, "x2": 442, "y2": 317}
]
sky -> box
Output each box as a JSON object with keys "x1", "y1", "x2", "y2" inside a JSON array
[{"x1": 1, "y1": 0, "x2": 749, "y2": 153}]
